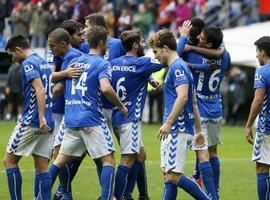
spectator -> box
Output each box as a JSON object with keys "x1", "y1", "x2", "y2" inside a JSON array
[
  {"x1": 0, "y1": 0, "x2": 7, "y2": 37},
  {"x1": 48, "y1": 1, "x2": 68, "y2": 34},
  {"x1": 156, "y1": 0, "x2": 173, "y2": 29},
  {"x1": 100, "y1": 3, "x2": 115, "y2": 37},
  {"x1": 259, "y1": 0, "x2": 270, "y2": 22},
  {"x1": 30, "y1": 2, "x2": 50, "y2": 47},
  {"x1": 132, "y1": 3, "x2": 153, "y2": 40},
  {"x1": 11, "y1": 1, "x2": 32, "y2": 40},
  {"x1": 116, "y1": 8, "x2": 132, "y2": 37},
  {"x1": 228, "y1": 66, "x2": 247, "y2": 125},
  {"x1": 72, "y1": 0, "x2": 89, "y2": 24},
  {"x1": 174, "y1": 0, "x2": 192, "y2": 29},
  {"x1": 5, "y1": 62, "x2": 23, "y2": 121}
]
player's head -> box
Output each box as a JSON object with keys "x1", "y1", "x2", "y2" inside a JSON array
[
  {"x1": 189, "y1": 18, "x2": 205, "y2": 45},
  {"x1": 87, "y1": 26, "x2": 108, "y2": 55},
  {"x1": 254, "y1": 36, "x2": 270, "y2": 65},
  {"x1": 148, "y1": 29, "x2": 177, "y2": 65},
  {"x1": 84, "y1": 13, "x2": 107, "y2": 35},
  {"x1": 197, "y1": 26, "x2": 223, "y2": 49},
  {"x1": 59, "y1": 20, "x2": 85, "y2": 48},
  {"x1": 120, "y1": 29, "x2": 145, "y2": 57},
  {"x1": 48, "y1": 28, "x2": 71, "y2": 57},
  {"x1": 5, "y1": 35, "x2": 30, "y2": 63}
]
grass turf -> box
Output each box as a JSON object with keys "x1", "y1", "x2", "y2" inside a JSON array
[{"x1": 0, "y1": 121, "x2": 257, "y2": 199}]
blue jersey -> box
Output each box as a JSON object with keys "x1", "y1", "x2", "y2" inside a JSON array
[
  {"x1": 254, "y1": 62, "x2": 270, "y2": 134},
  {"x1": 46, "y1": 50, "x2": 64, "y2": 114},
  {"x1": 64, "y1": 54, "x2": 111, "y2": 128},
  {"x1": 163, "y1": 58, "x2": 195, "y2": 135},
  {"x1": 20, "y1": 53, "x2": 54, "y2": 129},
  {"x1": 110, "y1": 56, "x2": 162, "y2": 127},
  {"x1": 185, "y1": 51, "x2": 231, "y2": 118}
]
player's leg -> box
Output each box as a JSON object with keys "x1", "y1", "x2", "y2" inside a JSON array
[
  {"x1": 83, "y1": 124, "x2": 116, "y2": 200},
  {"x1": 3, "y1": 152, "x2": 22, "y2": 200},
  {"x1": 252, "y1": 132, "x2": 270, "y2": 200},
  {"x1": 33, "y1": 154, "x2": 52, "y2": 200},
  {"x1": 114, "y1": 120, "x2": 141, "y2": 200},
  {"x1": 162, "y1": 133, "x2": 209, "y2": 200},
  {"x1": 256, "y1": 163, "x2": 270, "y2": 200}
]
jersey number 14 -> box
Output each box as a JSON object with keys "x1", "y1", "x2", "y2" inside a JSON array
[{"x1": 71, "y1": 72, "x2": 88, "y2": 96}]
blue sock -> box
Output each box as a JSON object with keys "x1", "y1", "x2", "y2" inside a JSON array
[
  {"x1": 199, "y1": 162, "x2": 218, "y2": 200},
  {"x1": 137, "y1": 161, "x2": 148, "y2": 196},
  {"x1": 257, "y1": 173, "x2": 270, "y2": 200},
  {"x1": 101, "y1": 165, "x2": 115, "y2": 200},
  {"x1": 124, "y1": 160, "x2": 142, "y2": 198},
  {"x1": 177, "y1": 175, "x2": 209, "y2": 200},
  {"x1": 54, "y1": 185, "x2": 63, "y2": 198},
  {"x1": 162, "y1": 181, "x2": 177, "y2": 200},
  {"x1": 6, "y1": 167, "x2": 22, "y2": 200},
  {"x1": 37, "y1": 172, "x2": 52, "y2": 200},
  {"x1": 193, "y1": 157, "x2": 201, "y2": 180},
  {"x1": 94, "y1": 158, "x2": 103, "y2": 184},
  {"x1": 114, "y1": 165, "x2": 131, "y2": 199},
  {"x1": 58, "y1": 164, "x2": 72, "y2": 197},
  {"x1": 210, "y1": 157, "x2": 220, "y2": 196},
  {"x1": 34, "y1": 171, "x2": 39, "y2": 199},
  {"x1": 49, "y1": 164, "x2": 61, "y2": 186}
]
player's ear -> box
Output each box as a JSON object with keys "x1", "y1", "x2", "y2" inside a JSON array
[{"x1": 15, "y1": 47, "x2": 21, "y2": 54}]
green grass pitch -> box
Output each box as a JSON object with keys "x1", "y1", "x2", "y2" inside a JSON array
[{"x1": 0, "y1": 121, "x2": 257, "y2": 199}]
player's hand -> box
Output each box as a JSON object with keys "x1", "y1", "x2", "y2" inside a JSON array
[
  {"x1": 39, "y1": 116, "x2": 50, "y2": 134},
  {"x1": 157, "y1": 122, "x2": 171, "y2": 141},
  {"x1": 245, "y1": 127, "x2": 254, "y2": 145},
  {"x1": 178, "y1": 20, "x2": 192, "y2": 37},
  {"x1": 119, "y1": 105, "x2": 128, "y2": 119},
  {"x1": 184, "y1": 44, "x2": 192, "y2": 52},
  {"x1": 66, "y1": 63, "x2": 83, "y2": 79},
  {"x1": 194, "y1": 133, "x2": 206, "y2": 148},
  {"x1": 149, "y1": 80, "x2": 163, "y2": 92}
]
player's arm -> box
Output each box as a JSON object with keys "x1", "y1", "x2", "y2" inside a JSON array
[
  {"x1": 52, "y1": 65, "x2": 82, "y2": 82},
  {"x1": 52, "y1": 82, "x2": 65, "y2": 100},
  {"x1": 31, "y1": 78, "x2": 50, "y2": 133},
  {"x1": 100, "y1": 78, "x2": 128, "y2": 118},
  {"x1": 157, "y1": 84, "x2": 188, "y2": 141},
  {"x1": 177, "y1": 20, "x2": 192, "y2": 56},
  {"x1": 245, "y1": 88, "x2": 265, "y2": 145},
  {"x1": 188, "y1": 45, "x2": 225, "y2": 58}
]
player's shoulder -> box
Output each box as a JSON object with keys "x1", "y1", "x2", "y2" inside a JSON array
[
  {"x1": 23, "y1": 53, "x2": 44, "y2": 67},
  {"x1": 108, "y1": 37, "x2": 121, "y2": 45}
]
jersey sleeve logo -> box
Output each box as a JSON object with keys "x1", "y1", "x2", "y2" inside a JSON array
[
  {"x1": 24, "y1": 64, "x2": 34, "y2": 73},
  {"x1": 150, "y1": 58, "x2": 160, "y2": 64},
  {"x1": 175, "y1": 70, "x2": 185, "y2": 80}
]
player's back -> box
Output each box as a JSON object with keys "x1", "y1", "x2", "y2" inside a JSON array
[
  {"x1": 185, "y1": 50, "x2": 231, "y2": 118},
  {"x1": 110, "y1": 55, "x2": 162, "y2": 126},
  {"x1": 64, "y1": 54, "x2": 111, "y2": 128},
  {"x1": 21, "y1": 53, "x2": 54, "y2": 129}
]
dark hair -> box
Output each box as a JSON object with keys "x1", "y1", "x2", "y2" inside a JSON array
[
  {"x1": 48, "y1": 28, "x2": 70, "y2": 43},
  {"x1": 85, "y1": 13, "x2": 107, "y2": 29},
  {"x1": 120, "y1": 29, "x2": 142, "y2": 52},
  {"x1": 190, "y1": 18, "x2": 205, "y2": 40},
  {"x1": 87, "y1": 26, "x2": 107, "y2": 48},
  {"x1": 59, "y1": 20, "x2": 84, "y2": 36},
  {"x1": 5, "y1": 35, "x2": 29, "y2": 51},
  {"x1": 148, "y1": 29, "x2": 177, "y2": 50},
  {"x1": 203, "y1": 27, "x2": 223, "y2": 49},
  {"x1": 254, "y1": 36, "x2": 270, "y2": 57}
]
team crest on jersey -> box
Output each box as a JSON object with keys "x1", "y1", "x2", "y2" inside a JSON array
[
  {"x1": 175, "y1": 70, "x2": 185, "y2": 79},
  {"x1": 47, "y1": 53, "x2": 54, "y2": 62},
  {"x1": 24, "y1": 64, "x2": 34, "y2": 73}
]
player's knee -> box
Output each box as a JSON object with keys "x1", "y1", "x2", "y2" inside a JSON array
[
  {"x1": 120, "y1": 154, "x2": 136, "y2": 168},
  {"x1": 3, "y1": 154, "x2": 18, "y2": 168},
  {"x1": 165, "y1": 172, "x2": 182, "y2": 185},
  {"x1": 52, "y1": 146, "x2": 60, "y2": 159},
  {"x1": 208, "y1": 145, "x2": 217, "y2": 157},
  {"x1": 137, "y1": 147, "x2": 146, "y2": 162},
  {"x1": 256, "y1": 162, "x2": 270, "y2": 173},
  {"x1": 101, "y1": 153, "x2": 115, "y2": 167},
  {"x1": 197, "y1": 150, "x2": 209, "y2": 163}
]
